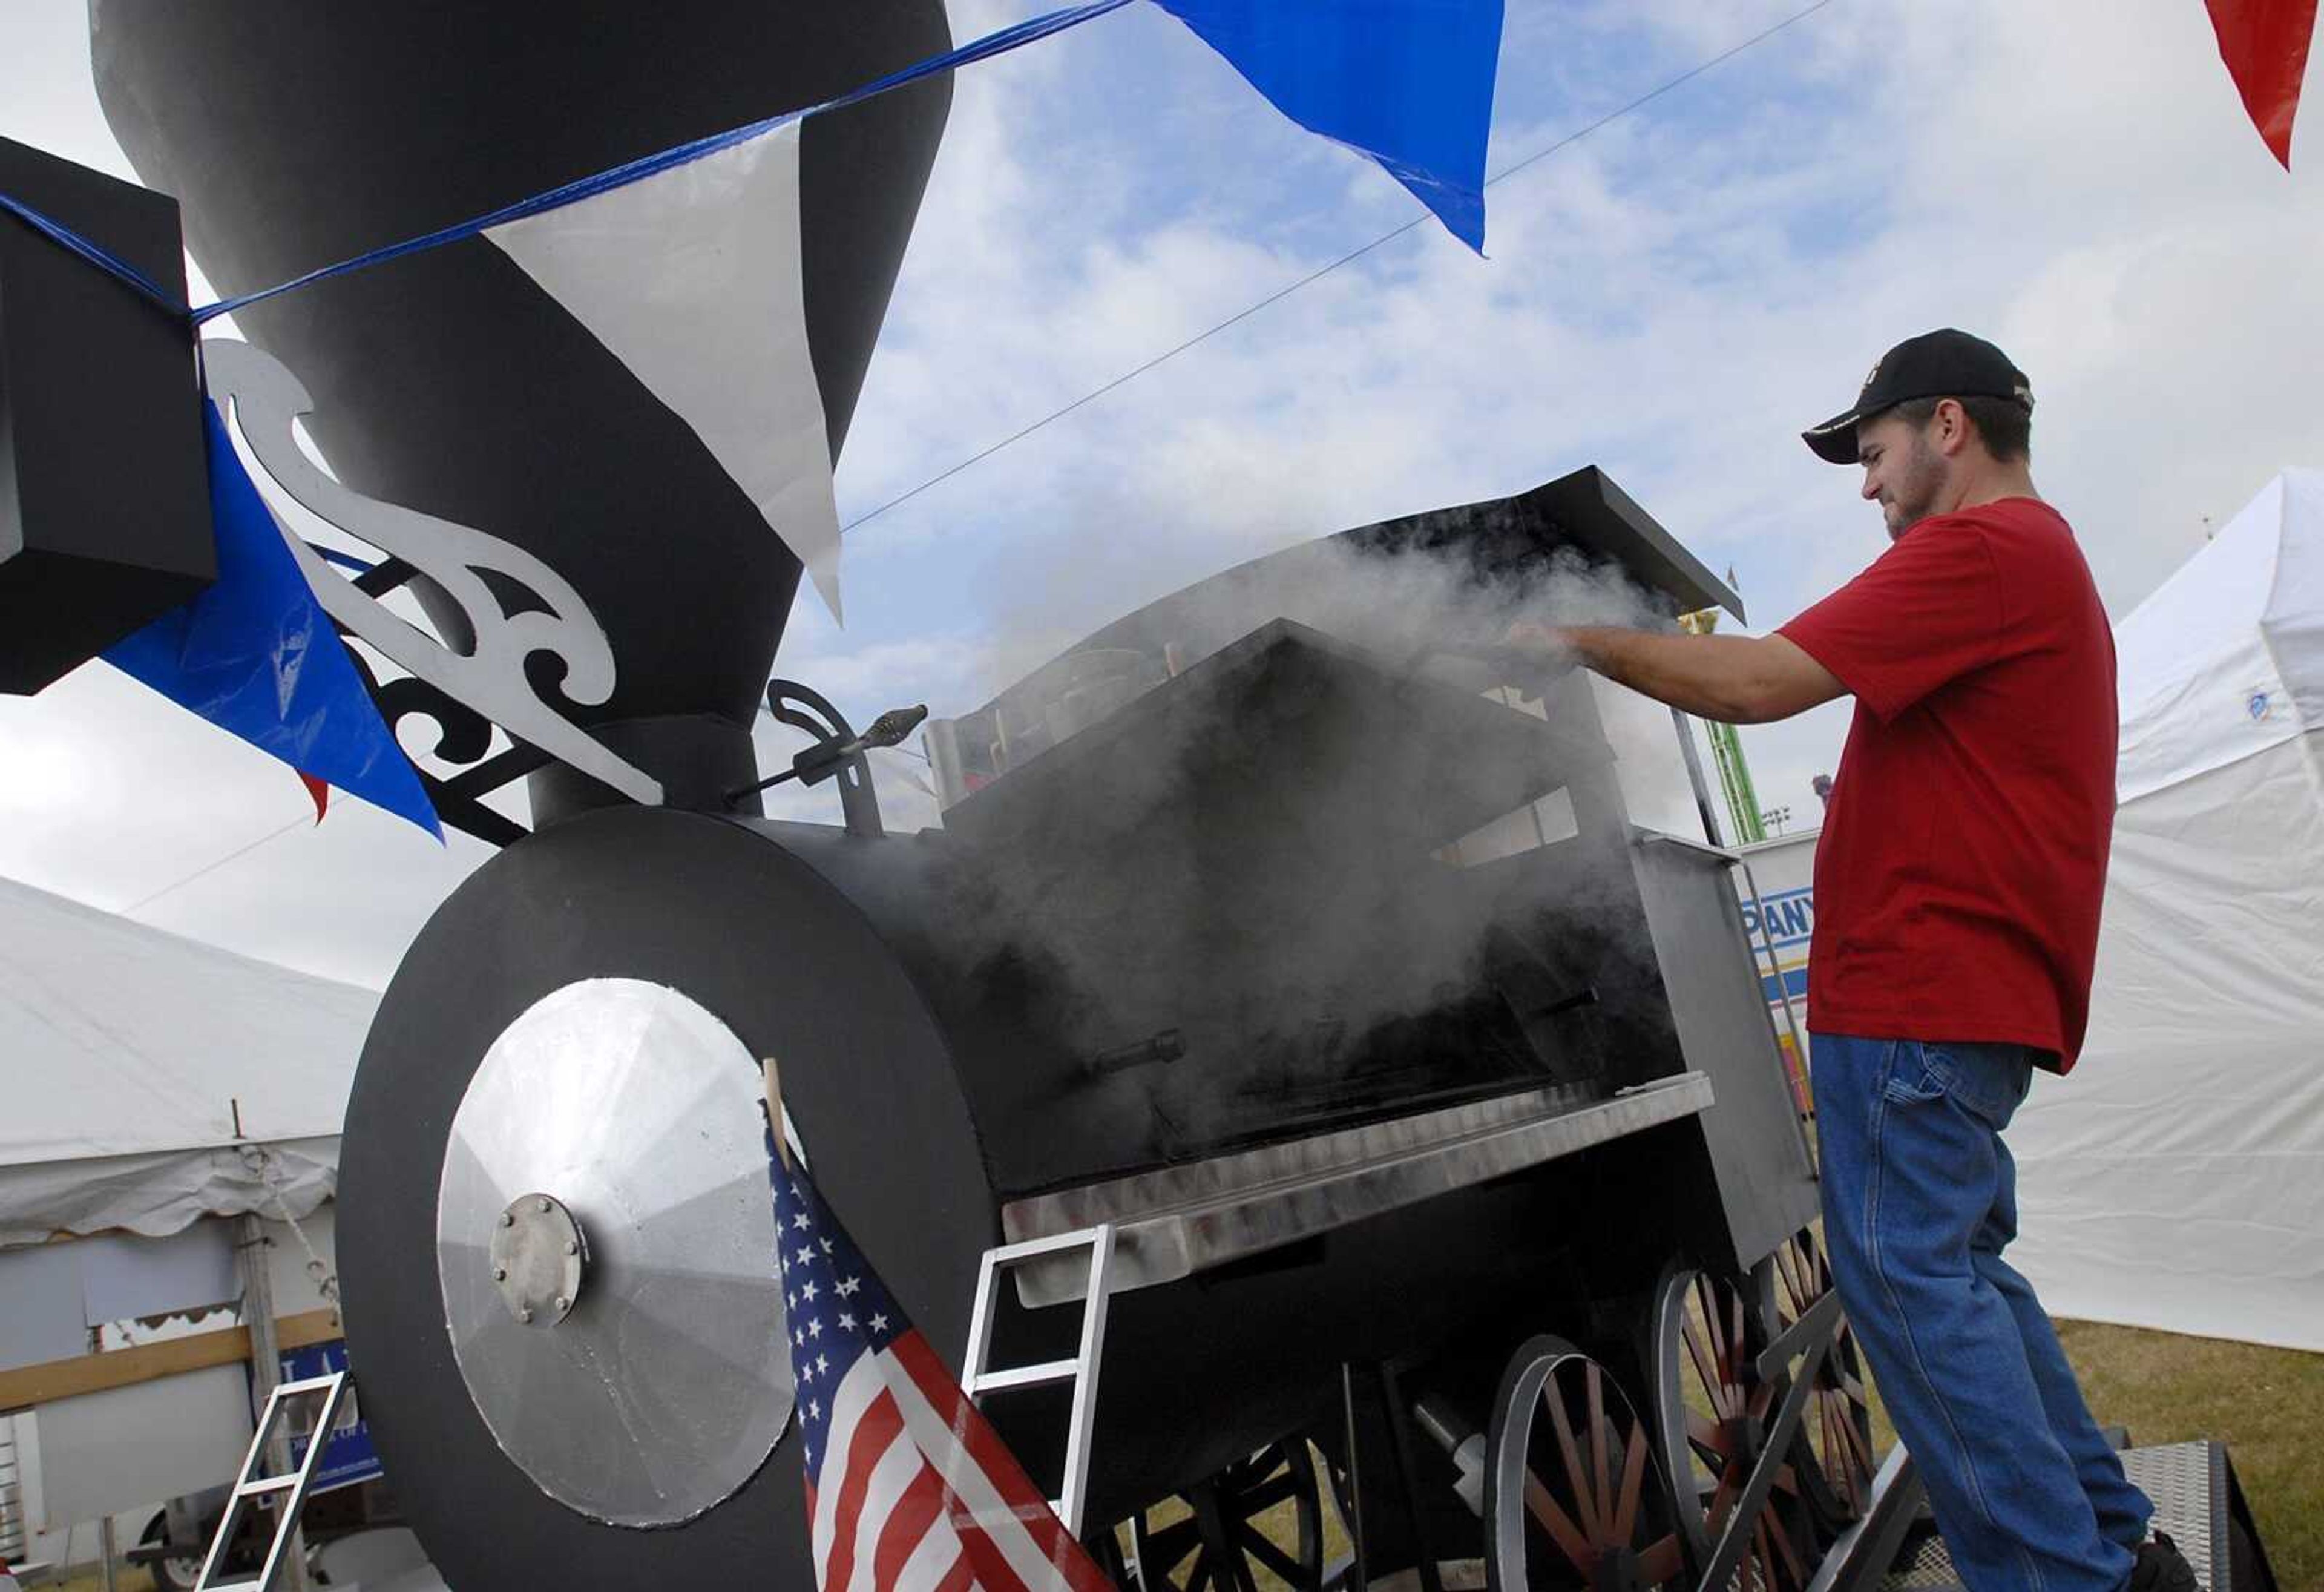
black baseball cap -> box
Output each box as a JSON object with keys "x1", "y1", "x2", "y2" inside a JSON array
[{"x1": 1802, "y1": 329, "x2": 2034, "y2": 464}]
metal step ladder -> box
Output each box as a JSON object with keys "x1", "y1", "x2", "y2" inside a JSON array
[
  {"x1": 195, "y1": 1370, "x2": 348, "y2": 1591},
  {"x1": 962, "y1": 1225, "x2": 1117, "y2": 1538},
  {"x1": 0, "y1": 1419, "x2": 28, "y2": 1570}
]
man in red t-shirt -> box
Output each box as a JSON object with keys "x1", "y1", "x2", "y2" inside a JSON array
[{"x1": 1511, "y1": 330, "x2": 2189, "y2": 1592}]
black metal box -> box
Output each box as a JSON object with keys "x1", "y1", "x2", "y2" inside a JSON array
[{"x1": 1, "y1": 136, "x2": 212, "y2": 694}]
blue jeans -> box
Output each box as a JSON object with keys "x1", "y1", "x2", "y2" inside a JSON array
[{"x1": 1810, "y1": 1034, "x2": 2153, "y2": 1591}]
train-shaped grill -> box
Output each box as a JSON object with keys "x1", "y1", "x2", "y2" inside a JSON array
[{"x1": 327, "y1": 469, "x2": 1835, "y2": 1588}]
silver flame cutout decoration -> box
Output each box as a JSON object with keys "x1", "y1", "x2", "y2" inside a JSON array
[{"x1": 198, "y1": 338, "x2": 663, "y2": 808}]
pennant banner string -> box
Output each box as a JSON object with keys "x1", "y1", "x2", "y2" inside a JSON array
[
  {"x1": 191, "y1": 0, "x2": 1140, "y2": 325},
  {"x1": 116, "y1": 809, "x2": 318, "y2": 917},
  {"x1": 0, "y1": 0, "x2": 1141, "y2": 329}
]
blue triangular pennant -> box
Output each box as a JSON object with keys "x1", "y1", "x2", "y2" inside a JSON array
[
  {"x1": 1157, "y1": 0, "x2": 1505, "y2": 252},
  {"x1": 105, "y1": 401, "x2": 441, "y2": 840}
]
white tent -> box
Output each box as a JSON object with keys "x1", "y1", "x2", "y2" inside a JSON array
[
  {"x1": 0, "y1": 877, "x2": 374, "y2": 1249},
  {"x1": 0, "y1": 880, "x2": 376, "y2": 1564},
  {"x1": 2009, "y1": 469, "x2": 2324, "y2": 1354}
]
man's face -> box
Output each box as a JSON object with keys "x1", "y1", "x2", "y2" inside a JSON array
[{"x1": 1855, "y1": 410, "x2": 1948, "y2": 538}]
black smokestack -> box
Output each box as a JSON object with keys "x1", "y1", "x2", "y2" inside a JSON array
[{"x1": 91, "y1": 0, "x2": 952, "y2": 814}]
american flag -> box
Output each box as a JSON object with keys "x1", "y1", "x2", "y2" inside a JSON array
[{"x1": 767, "y1": 1121, "x2": 1114, "y2": 1592}]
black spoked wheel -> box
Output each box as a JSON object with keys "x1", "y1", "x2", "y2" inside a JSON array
[
  {"x1": 1756, "y1": 1230, "x2": 1879, "y2": 1530},
  {"x1": 1131, "y1": 1439, "x2": 1327, "y2": 1592},
  {"x1": 1649, "y1": 1265, "x2": 1818, "y2": 1591},
  {"x1": 1092, "y1": 1521, "x2": 1141, "y2": 1591},
  {"x1": 1483, "y1": 1336, "x2": 1686, "y2": 1592}
]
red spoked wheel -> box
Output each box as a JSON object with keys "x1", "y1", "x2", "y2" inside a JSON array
[
  {"x1": 1649, "y1": 1264, "x2": 1819, "y2": 1591},
  {"x1": 1756, "y1": 1230, "x2": 1879, "y2": 1530},
  {"x1": 1483, "y1": 1337, "x2": 1686, "y2": 1592}
]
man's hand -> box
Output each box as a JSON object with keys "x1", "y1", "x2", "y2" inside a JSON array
[
  {"x1": 1502, "y1": 621, "x2": 1844, "y2": 725},
  {"x1": 1504, "y1": 620, "x2": 1578, "y2": 665}
]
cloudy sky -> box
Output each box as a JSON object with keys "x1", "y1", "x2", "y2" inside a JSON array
[{"x1": 3, "y1": 0, "x2": 2320, "y2": 990}]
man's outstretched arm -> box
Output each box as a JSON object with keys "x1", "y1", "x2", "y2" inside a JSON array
[{"x1": 1510, "y1": 623, "x2": 1846, "y2": 725}]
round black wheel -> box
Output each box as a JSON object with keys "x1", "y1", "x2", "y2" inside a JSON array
[
  {"x1": 1756, "y1": 1231, "x2": 1879, "y2": 1530},
  {"x1": 1649, "y1": 1265, "x2": 1817, "y2": 1591},
  {"x1": 1483, "y1": 1337, "x2": 1685, "y2": 1592},
  {"x1": 336, "y1": 809, "x2": 996, "y2": 1592},
  {"x1": 1131, "y1": 1439, "x2": 1327, "y2": 1592}
]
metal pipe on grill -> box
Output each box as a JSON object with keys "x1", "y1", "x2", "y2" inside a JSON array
[
  {"x1": 1080, "y1": 1028, "x2": 1187, "y2": 1081},
  {"x1": 1411, "y1": 1395, "x2": 1488, "y2": 1517}
]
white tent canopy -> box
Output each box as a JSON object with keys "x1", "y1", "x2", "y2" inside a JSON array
[
  {"x1": 0, "y1": 877, "x2": 375, "y2": 1248},
  {"x1": 2009, "y1": 469, "x2": 2324, "y2": 1354}
]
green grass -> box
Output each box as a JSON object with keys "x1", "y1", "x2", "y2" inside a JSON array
[
  {"x1": 1849, "y1": 1323, "x2": 2318, "y2": 1591},
  {"x1": 2056, "y1": 1320, "x2": 2324, "y2": 1591}
]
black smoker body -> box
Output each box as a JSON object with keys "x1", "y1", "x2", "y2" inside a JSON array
[{"x1": 340, "y1": 472, "x2": 1820, "y2": 1589}]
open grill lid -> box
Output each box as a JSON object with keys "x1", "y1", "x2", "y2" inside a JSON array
[
  {"x1": 1066, "y1": 467, "x2": 1743, "y2": 670},
  {"x1": 938, "y1": 617, "x2": 1610, "y2": 861},
  {"x1": 928, "y1": 466, "x2": 1736, "y2": 812}
]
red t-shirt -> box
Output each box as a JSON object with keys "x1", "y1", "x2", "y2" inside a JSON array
[{"x1": 1778, "y1": 498, "x2": 2117, "y2": 1071}]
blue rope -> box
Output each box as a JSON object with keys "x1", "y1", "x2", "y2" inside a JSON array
[
  {"x1": 0, "y1": 0, "x2": 1137, "y2": 327},
  {"x1": 0, "y1": 189, "x2": 189, "y2": 318}
]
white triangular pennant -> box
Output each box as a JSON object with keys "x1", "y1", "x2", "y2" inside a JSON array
[{"x1": 486, "y1": 119, "x2": 846, "y2": 622}]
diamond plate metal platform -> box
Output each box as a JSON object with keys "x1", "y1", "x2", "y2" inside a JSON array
[{"x1": 1880, "y1": 1441, "x2": 2270, "y2": 1592}]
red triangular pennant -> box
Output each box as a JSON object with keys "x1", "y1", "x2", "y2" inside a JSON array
[
  {"x1": 2205, "y1": 0, "x2": 2320, "y2": 166},
  {"x1": 300, "y1": 772, "x2": 330, "y2": 823}
]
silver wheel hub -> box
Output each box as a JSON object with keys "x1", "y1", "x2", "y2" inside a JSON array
[
  {"x1": 436, "y1": 979, "x2": 792, "y2": 1526},
  {"x1": 489, "y1": 1192, "x2": 587, "y2": 1327}
]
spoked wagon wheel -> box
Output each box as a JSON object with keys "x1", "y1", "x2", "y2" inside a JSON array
[
  {"x1": 1091, "y1": 1524, "x2": 1140, "y2": 1591},
  {"x1": 1757, "y1": 1230, "x2": 1879, "y2": 1528},
  {"x1": 1649, "y1": 1265, "x2": 1817, "y2": 1591},
  {"x1": 1483, "y1": 1337, "x2": 1686, "y2": 1592},
  {"x1": 1131, "y1": 1438, "x2": 1327, "y2": 1592}
]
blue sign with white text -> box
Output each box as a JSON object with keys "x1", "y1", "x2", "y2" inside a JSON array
[
  {"x1": 1741, "y1": 885, "x2": 1814, "y2": 1004},
  {"x1": 1740, "y1": 886, "x2": 1814, "y2": 950},
  {"x1": 278, "y1": 1340, "x2": 382, "y2": 1494}
]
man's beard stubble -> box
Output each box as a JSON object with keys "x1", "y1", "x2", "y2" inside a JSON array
[{"x1": 1885, "y1": 435, "x2": 1948, "y2": 536}]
